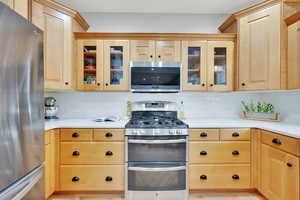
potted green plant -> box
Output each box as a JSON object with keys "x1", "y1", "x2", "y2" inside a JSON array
[{"x1": 241, "y1": 101, "x2": 280, "y2": 121}]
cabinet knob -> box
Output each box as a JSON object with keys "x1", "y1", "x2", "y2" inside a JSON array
[
  {"x1": 232, "y1": 132, "x2": 240, "y2": 137},
  {"x1": 210, "y1": 84, "x2": 214, "y2": 87},
  {"x1": 200, "y1": 175, "x2": 207, "y2": 180},
  {"x1": 287, "y1": 163, "x2": 293, "y2": 167},
  {"x1": 105, "y1": 83, "x2": 109, "y2": 86},
  {"x1": 200, "y1": 151, "x2": 207, "y2": 156},
  {"x1": 105, "y1": 132, "x2": 113, "y2": 137},
  {"x1": 158, "y1": 55, "x2": 161, "y2": 58},
  {"x1": 72, "y1": 151, "x2": 80, "y2": 156},
  {"x1": 232, "y1": 175, "x2": 240, "y2": 180},
  {"x1": 65, "y1": 82, "x2": 69, "y2": 85},
  {"x1": 200, "y1": 132, "x2": 208, "y2": 137},
  {"x1": 241, "y1": 83, "x2": 246, "y2": 86},
  {"x1": 272, "y1": 138, "x2": 282, "y2": 145},
  {"x1": 105, "y1": 176, "x2": 113, "y2": 182},
  {"x1": 232, "y1": 150, "x2": 240, "y2": 155},
  {"x1": 72, "y1": 176, "x2": 80, "y2": 182},
  {"x1": 106, "y1": 151, "x2": 113, "y2": 156},
  {"x1": 201, "y1": 83, "x2": 205, "y2": 87},
  {"x1": 97, "y1": 83, "x2": 101, "y2": 86},
  {"x1": 72, "y1": 132, "x2": 80, "y2": 138},
  {"x1": 150, "y1": 55, "x2": 153, "y2": 58}
]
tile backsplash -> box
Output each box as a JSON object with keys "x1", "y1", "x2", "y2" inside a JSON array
[{"x1": 45, "y1": 90, "x2": 300, "y2": 123}]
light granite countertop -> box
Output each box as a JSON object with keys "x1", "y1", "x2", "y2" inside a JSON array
[{"x1": 45, "y1": 118, "x2": 300, "y2": 139}]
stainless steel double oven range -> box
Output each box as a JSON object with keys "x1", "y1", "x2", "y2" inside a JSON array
[{"x1": 125, "y1": 101, "x2": 189, "y2": 200}]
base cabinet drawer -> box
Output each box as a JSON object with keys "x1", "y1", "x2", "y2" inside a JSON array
[
  {"x1": 94, "y1": 129, "x2": 125, "y2": 141},
  {"x1": 60, "y1": 165, "x2": 124, "y2": 191},
  {"x1": 220, "y1": 129, "x2": 250, "y2": 141},
  {"x1": 60, "y1": 142, "x2": 124, "y2": 164},
  {"x1": 189, "y1": 164, "x2": 251, "y2": 189},
  {"x1": 60, "y1": 129, "x2": 93, "y2": 141},
  {"x1": 189, "y1": 129, "x2": 220, "y2": 141},
  {"x1": 189, "y1": 142, "x2": 250, "y2": 164}
]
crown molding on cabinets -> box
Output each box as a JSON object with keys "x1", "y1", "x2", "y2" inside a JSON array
[
  {"x1": 74, "y1": 33, "x2": 237, "y2": 41},
  {"x1": 219, "y1": 0, "x2": 281, "y2": 32},
  {"x1": 34, "y1": 0, "x2": 89, "y2": 31}
]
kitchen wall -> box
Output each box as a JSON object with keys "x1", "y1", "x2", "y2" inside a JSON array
[
  {"x1": 81, "y1": 13, "x2": 229, "y2": 33},
  {"x1": 45, "y1": 90, "x2": 300, "y2": 123}
]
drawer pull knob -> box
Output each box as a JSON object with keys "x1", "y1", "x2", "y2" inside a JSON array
[
  {"x1": 232, "y1": 132, "x2": 240, "y2": 137},
  {"x1": 72, "y1": 176, "x2": 80, "y2": 182},
  {"x1": 200, "y1": 175, "x2": 207, "y2": 180},
  {"x1": 106, "y1": 132, "x2": 113, "y2": 137},
  {"x1": 232, "y1": 151, "x2": 239, "y2": 155},
  {"x1": 272, "y1": 138, "x2": 282, "y2": 145},
  {"x1": 106, "y1": 151, "x2": 113, "y2": 156},
  {"x1": 200, "y1": 151, "x2": 207, "y2": 156},
  {"x1": 72, "y1": 132, "x2": 80, "y2": 138},
  {"x1": 72, "y1": 151, "x2": 80, "y2": 156},
  {"x1": 232, "y1": 175, "x2": 240, "y2": 180},
  {"x1": 105, "y1": 176, "x2": 113, "y2": 182},
  {"x1": 287, "y1": 163, "x2": 293, "y2": 167},
  {"x1": 200, "y1": 132, "x2": 208, "y2": 137}
]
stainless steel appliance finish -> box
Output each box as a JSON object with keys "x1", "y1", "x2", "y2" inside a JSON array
[
  {"x1": 125, "y1": 101, "x2": 188, "y2": 200},
  {"x1": 129, "y1": 61, "x2": 182, "y2": 93},
  {"x1": 0, "y1": 3, "x2": 44, "y2": 200}
]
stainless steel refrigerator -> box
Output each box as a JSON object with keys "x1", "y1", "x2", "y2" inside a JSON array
[{"x1": 0, "y1": 3, "x2": 44, "y2": 200}]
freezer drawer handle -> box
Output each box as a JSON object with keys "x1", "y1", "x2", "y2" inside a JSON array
[
  {"x1": 106, "y1": 151, "x2": 113, "y2": 156},
  {"x1": 232, "y1": 175, "x2": 240, "y2": 180},
  {"x1": 72, "y1": 151, "x2": 80, "y2": 156},
  {"x1": 128, "y1": 166, "x2": 186, "y2": 172},
  {"x1": 200, "y1": 151, "x2": 207, "y2": 156},
  {"x1": 72, "y1": 132, "x2": 80, "y2": 138},
  {"x1": 128, "y1": 139, "x2": 186, "y2": 144},
  {"x1": 200, "y1": 132, "x2": 208, "y2": 137},
  {"x1": 72, "y1": 177, "x2": 80, "y2": 182},
  {"x1": 232, "y1": 132, "x2": 240, "y2": 137},
  {"x1": 106, "y1": 132, "x2": 113, "y2": 137},
  {"x1": 272, "y1": 138, "x2": 282, "y2": 145},
  {"x1": 105, "y1": 176, "x2": 113, "y2": 182},
  {"x1": 200, "y1": 175, "x2": 207, "y2": 180}
]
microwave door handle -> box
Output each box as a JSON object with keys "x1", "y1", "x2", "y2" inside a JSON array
[
  {"x1": 128, "y1": 166, "x2": 186, "y2": 172},
  {"x1": 128, "y1": 139, "x2": 186, "y2": 144}
]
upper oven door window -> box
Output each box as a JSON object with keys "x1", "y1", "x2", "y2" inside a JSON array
[
  {"x1": 131, "y1": 67, "x2": 180, "y2": 88},
  {"x1": 127, "y1": 136, "x2": 186, "y2": 162}
]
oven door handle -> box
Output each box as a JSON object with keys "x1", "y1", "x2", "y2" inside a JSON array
[
  {"x1": 128, "y1": 139, "x2": 186, "y2": 144},
  {"x1": 128, "y1": 166, "x2": 186, "y2": 172}
]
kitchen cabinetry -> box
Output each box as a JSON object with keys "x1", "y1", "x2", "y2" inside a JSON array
[
  {"x1": 288, "y1": 21, "x2": 300, "y2": 89},
  {"x1": 182, "y1": 41, "x2": 234, "y2": 92},
  {"x1": 130, "y1": 40, "x2": 181, "y2": 62},
  {"x1": 45, "y1": 129, "x2": 57, "y2": 199},
  {"x1": 31, "y1": 0, "x2": 88, "y2": 90},
  {"x1": 103, "y1": 40, "x2": 130, "y2": 91},
  {"x1": 0, "y1": 0, "x2": 30, "y2": 19},
  {"x1": 189, "y1": 128, "x2": 251, "y2": 190},
  {"x1": 59, "y1": 128, "x2": 125, "y2": 192}
]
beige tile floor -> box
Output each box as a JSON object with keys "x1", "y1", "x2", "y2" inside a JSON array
[{"x1": 50, "y1": 192, "x2": 265, "y2": 200}]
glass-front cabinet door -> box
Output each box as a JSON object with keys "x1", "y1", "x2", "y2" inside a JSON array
[
  {"x1": 182, "y1": 41, "x2": 207, "y2": 91},
  {"x1": 207, "y1": 41, "x2": 234, "y2": 92},
  {"x1": 103, "y1": 40, "x2": 130, "y2": 91},
  {"x1": 77, "y1": 40, "x2": 103, "y2": 91}
]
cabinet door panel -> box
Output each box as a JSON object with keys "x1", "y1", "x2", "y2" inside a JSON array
[
  {"x1": 288, "y1": 21, "x2": 300, "y2": 89},
  {"x1": 104, "y1": 40, "x2": 129, "y2": 91},
  {"x1": 130, "y1": 40, "x2": 155, "y2": 62},
  {"x1": 156, "y1": 41, "x2": 181, "y2": 62},
  {"x1": 182, "y1": 41, "x2": 207, "y2": 91},
  {"x1": 0, "y1": 0, "x2": 13, "y2": 8},
  {"x1": 261, "y1": 144, "x2": 299, "y2": 200},
  {"x1": 77, "y1": 40, "x2": 103, "y2": 91},
  {"x1": 32, "y1": 1, "x2": 45, "y2": 31},
  {"x1": 207, "y1": 41, "x2": 234, "y2": 92},
  {"x1": 14, "y1": 0, "x2": 28, "y2": 19},
  {"x1": 239, "y1": 4, "x2": 281, "y2": 90}
]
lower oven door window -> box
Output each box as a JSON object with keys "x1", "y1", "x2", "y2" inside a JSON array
[
  {"x1": 127, "y1": 136, "x2": 186, "y2": 162},
  {"x1": 128, "y1": 162, "x2": 186, "y2": 191}
]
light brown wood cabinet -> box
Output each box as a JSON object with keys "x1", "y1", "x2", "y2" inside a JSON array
[
  {"x1": 45, "y1": 130, "x2": 57, "y2": 199},
  {"x1": 31, "y1": 0, "x2": 88, "y2": 90},
  {"x1": 182, "y1": 41, "x2": 234, "y2": 92},
  {"x1": 239, "y1": 4, "x2": 281, "y2": 91},
  {"x1": 261, "y1": 144, "x2": 299, "y2": 200},
  {"x1": 288, "y1": 21, "x2": 300, "y2": 89},
  {"x1": 0, "y1": 0, "x2": 29, "y2": 19},
  {"x1": 130, "y1": 40, "x2": 181, "y2": 62}
]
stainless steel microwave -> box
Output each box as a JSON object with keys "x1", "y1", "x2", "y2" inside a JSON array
[{"x1": 129, "y1": 61, "x2": 181, "y2": 93}]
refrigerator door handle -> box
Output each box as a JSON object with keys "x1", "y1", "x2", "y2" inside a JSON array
[{"x1": 0, "y1": 165, "x2": 43, "y2": 200}]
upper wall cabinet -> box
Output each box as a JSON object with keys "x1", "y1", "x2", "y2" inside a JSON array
[
  {"x1": 0, "y1": 0, "x2": 30, "y2": 19},
  {"x1": 239, "y1": 4, "x2": 281, "y2": 91},
  {"x1": 219, "y1": 1, "x2": 286, "y2": 91},
  {"x1": 182, "y1": 41, "x2": 234, "y2": 92},
  {"x1": 130, "y1": 40, "x2": 181, "y2": 62},
  {"x1": 31, "y1": 0, "x2": 89, "y2": 90}
]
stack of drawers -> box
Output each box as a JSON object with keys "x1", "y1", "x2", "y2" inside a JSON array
[
  {"x1": 59, "y1": 129, "x2": 125, "y2": 191},
  {"x1": 189, "y1": 128, "x2": 251, "y2": 190}
]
